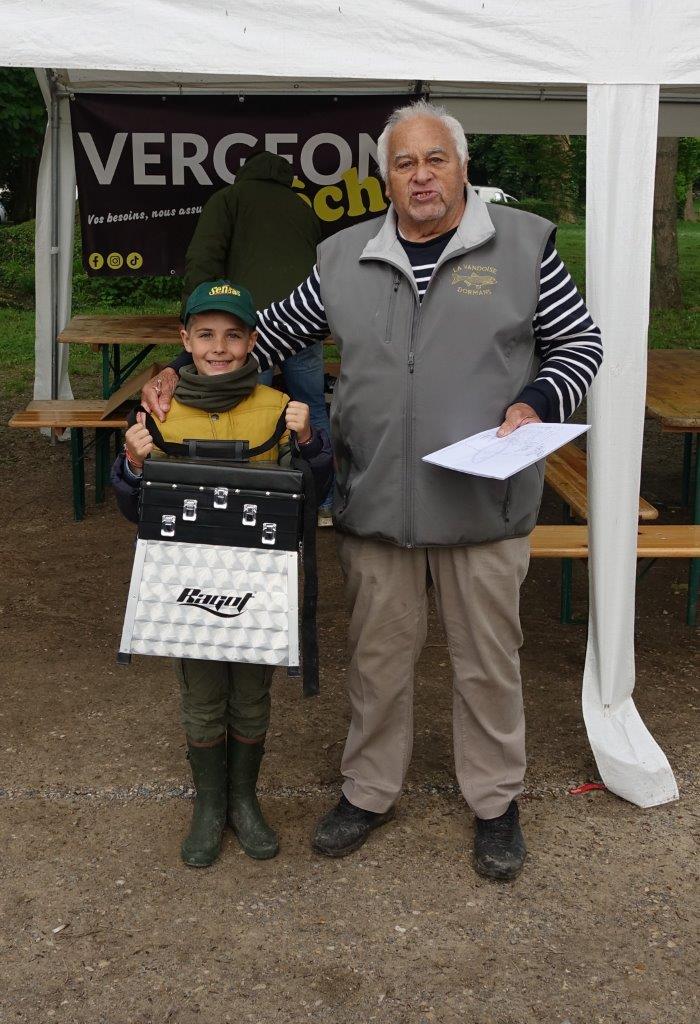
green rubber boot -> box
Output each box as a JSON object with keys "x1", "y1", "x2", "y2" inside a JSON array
[
  {"x1": 181, "y1": 738, "x2": 227, "y2": 868},
  {"x1": 227, "y1": 735, "x2": 279, "y2": 860}
]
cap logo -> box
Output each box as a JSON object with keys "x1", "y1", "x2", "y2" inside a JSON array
[{"x1": 208, "y1": 285, "x2": 240, "y2": 296}]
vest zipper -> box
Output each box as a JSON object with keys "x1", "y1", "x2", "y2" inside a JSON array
[{"x1": 404, "y1": 302, "x2": 421, "y2": 546}]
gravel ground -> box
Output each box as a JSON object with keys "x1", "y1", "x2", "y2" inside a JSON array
[{"x1": 1, "y1": 396, "x2": 698, "y2": 1024}]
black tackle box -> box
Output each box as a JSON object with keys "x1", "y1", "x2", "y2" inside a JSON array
[{"x1": 138, "y1": 455, "x2": 304, "y2": 551}]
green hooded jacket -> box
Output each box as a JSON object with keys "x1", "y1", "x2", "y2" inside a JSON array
[{"x1": 182, "y1": 151, "x2": 322, "y2": 316}]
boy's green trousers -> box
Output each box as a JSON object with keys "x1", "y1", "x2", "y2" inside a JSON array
[{"x1": 175, "y1": 659, "x2": 274, "y2": 741}]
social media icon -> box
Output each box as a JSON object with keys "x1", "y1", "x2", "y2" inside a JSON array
[
  {"x1": 88, "y1": 253, "x2": 104, "y2": 270},
  {"x1": 126, "y1": 252, "x2": 143, "y2": 270},
  {"x1": 107, "y1": 252, "x2": 124, "y2": 270}
]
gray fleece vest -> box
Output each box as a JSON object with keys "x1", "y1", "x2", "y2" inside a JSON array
[{"x1": 318, "y1": 187, "x2": 554, "y2": 547}]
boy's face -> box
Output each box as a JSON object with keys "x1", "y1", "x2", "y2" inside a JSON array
[{"x1": 180, "y1": 311, "x2": 257, "y2": 375}]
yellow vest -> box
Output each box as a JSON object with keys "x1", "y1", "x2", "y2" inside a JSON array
[{"x1": 158, "y1": 385, "x2": 289, "y2": 463}]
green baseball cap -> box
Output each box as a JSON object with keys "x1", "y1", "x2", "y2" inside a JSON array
[{"x1": 183, "y1": 279, "x2": 257, "y2": 327}]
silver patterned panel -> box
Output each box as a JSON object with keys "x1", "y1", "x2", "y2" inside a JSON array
[{"x1": 120, "y1": 539, "x2": 299, "y2": 666}]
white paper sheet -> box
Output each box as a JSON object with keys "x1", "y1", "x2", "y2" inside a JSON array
[{"x1": 422, "y1": 423, "x2": 590, "y2": 480}]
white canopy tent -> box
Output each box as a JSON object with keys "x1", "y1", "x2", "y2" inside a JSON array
[{"x1": 5, "y1": 1, "x2": 699, "y2": 807}]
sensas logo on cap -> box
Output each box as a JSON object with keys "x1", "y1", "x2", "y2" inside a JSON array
[{"x1": 208, "y1": 285, "x2": 240, "y2": 297}]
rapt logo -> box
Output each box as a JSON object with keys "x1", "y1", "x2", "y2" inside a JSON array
[{"x1": 177, "y1": 588, "x2": 253, "y2": 619}]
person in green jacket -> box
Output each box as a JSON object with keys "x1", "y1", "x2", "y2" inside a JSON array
[{"x1": 179, "y1": 149, "x2": 334, "y2": 523}]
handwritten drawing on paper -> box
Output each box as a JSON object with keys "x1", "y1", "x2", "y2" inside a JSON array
[{"x1": 422, "y1": 423, "x2": 590, "y2": 480}]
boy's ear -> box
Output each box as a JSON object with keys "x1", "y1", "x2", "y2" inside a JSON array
[
  {"x1": 180, "y1": 326, "x2": 192, "y2": 352},
  {"x1": 246, "y1": 329, "x2": 258, "y2": 353}
]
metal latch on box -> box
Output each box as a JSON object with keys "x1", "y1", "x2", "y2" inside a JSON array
[
  {"x1": 242, "y1": 503, "x2": 257, "y2": 526},
  {"x1": 261, "y1": 522, "x2": 277, "y2": 546},
  {"x1": 183, "y1": 498, "x2": 198, "y2": 521},
  {"x1": 213, "y1": 487, "x2": 228, "y2": 510},
  {"x1": 161, "y1": 514, "x2": 176, "y2": 537}
]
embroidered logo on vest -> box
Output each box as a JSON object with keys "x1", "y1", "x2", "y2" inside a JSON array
[{"x1": 451, "y1": 263, "x2": 498, "y2": 296}]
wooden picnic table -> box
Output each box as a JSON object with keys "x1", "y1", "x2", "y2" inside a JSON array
[
  {"x1": 59, "y1": 314, "x2": 181, "y2": 398},
  {"x1": 645, "y1": 348, "x2": 700, "y2": 625},
  {"x1": 646, "y1": 349, "x2": 700, "y2": 432},
  {"x1": 58, "y1": 314, "x2": 338, "y2": 398}
]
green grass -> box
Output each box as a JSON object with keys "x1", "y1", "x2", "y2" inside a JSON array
[
  {"x1": 1, "y1": 216, "x2": 698, "y2": 399},
  {"x1": 555, "y1": 221, "x2": 700, "y2": 350}
]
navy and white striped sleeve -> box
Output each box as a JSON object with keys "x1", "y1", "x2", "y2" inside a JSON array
[
  {"x1": 253, "y1": 265, "x2": 330, "y2": 371},
  {"x1": 516, "y1": 239, "x2": 603, "y2": 422}
]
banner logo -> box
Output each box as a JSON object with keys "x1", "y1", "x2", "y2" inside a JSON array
[{"x1": 177, "y1": 588, "x2": 254, "y2": 619}]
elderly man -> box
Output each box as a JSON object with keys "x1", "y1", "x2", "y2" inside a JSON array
[{"x1": 144, "y1": 101, "x2": 602, "y2": 879}]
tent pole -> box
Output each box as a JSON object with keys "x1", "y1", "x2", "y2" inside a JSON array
[
  {"x1": 49, "y1": 70, "x2": 60, "y2": 401},
  {"x1": 582, "y1": 83, "x2": 677, "y2": 807}
]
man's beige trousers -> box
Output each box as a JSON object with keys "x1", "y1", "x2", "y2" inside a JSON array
[{"x1": 336, "y1": 533, "x2": 530, "y2": 820}]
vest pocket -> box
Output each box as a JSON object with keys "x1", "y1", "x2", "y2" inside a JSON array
[
  {"x1": 383, "y1": 271, "x2": 401, "y2": 344},
  {"x1": 501, "y1": 479, "x2": 512, "y2": 524}
]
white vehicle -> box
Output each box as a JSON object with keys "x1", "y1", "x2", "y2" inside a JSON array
[
  {"x1": 0, "y1": 199, "x2": 7, "y2": 224},
  {"x1": 472, "y1": 185, "x2": 518, "y2": 204}
]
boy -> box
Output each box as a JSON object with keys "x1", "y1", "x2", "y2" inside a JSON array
[{"x1": 111, "y1": 280, "x2": 331, "y2": 867}]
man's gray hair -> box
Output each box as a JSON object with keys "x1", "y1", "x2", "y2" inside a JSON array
[{"x1": 376, "y1": 100, "x2": 469, "y2": 180}]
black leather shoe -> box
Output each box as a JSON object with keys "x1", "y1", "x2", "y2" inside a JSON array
[
  {"x1": 312, "y1": 794, "x2": 394, "y2": 857},
  {"x1": 473, "y1": 800, "x2": 527, "y2": 880}
]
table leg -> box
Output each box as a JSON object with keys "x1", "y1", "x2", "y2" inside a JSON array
[
  {"x1": 70, "y1": 427, "x2": 86, "y2": 522},
  {"x1": 101, "y1": 346, "x2": 111, "y2": 399},
  {"x1": 687, "y1": 433, "x2": 699, "y2": 627},
  {"x1": 95, "y1": 429, "x2": 109, "y2": 504},
  {"x1": 113, "y1": 345, "x2": 121, "y2": 393},
  {"x1": 682, "y1": 432, "x2": 692, "y2": 506},
  {"x1": 560, "y1": 502, "x2": 574, "y2": 624}
]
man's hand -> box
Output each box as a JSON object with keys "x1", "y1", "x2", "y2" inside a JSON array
[
  {"x1": 125, "y1": 412, "x2": 154, "y2": 467},
  {"x1": 285, "y1": 401, "x2": 311, "y2": 444},
  {"x1": 141, "y1": 367, "x2": 179, "y2": 422},
  {"x1": 497, "y1": 402, "x2": 542, "y2": 437}
]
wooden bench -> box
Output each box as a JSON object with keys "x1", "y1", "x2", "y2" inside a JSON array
[
  {"x1": 545, "y1": 443, "x2": 658, "y2": 522},
  {"x1": 9, "y1": 363, "x2": 161, "y2": 521},
  {"x1": 530, "y1": 524, "x2": 700, "y2": 558},
  {"x1": 529, "y1": 523, "x2": 700, "y2": 623},
  {"x1": 544, "y1": 443, "x2": 659, "y2": 622}
]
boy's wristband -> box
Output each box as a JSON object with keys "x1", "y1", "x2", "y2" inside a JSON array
[{"x1": 124, "y1": 445, "x2": 144, "y2": 471}]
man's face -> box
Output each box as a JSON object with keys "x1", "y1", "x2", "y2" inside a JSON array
[
  {"x1": 385, "y1": 116, "x2": 467, "y2": 236},
  {"x1": 180, "y1": 311, "x2": 257, "y2": 375}
]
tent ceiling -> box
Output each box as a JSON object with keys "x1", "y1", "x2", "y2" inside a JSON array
[{"x1": 6, "y1": 1, "x2": 699, "y2": 86}]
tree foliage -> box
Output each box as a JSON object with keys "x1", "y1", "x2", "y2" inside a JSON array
[
  {"x1": 0, "y1": 69, "x2": 46, "y2": 221},
  {"x1": 467, "y1": 134, "x2": 586, "y2": 221}
]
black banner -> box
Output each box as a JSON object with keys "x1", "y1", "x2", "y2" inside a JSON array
[{"x1": 71, "y1": 93, "x2": 402, "y2": 277}]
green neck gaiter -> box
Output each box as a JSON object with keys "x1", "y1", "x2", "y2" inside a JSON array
[{"x1": 174, "y1": 355, "x2": 259, "y2": 412}]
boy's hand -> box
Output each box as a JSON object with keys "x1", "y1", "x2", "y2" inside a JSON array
[
  {"x1": 285, "y1": 401, "x2": 311, "y2": 444},
  {"x1": 141, "y1": 367, "x2": 178, "y2": 422},
  {"x1": 125, "y1": 412, "x2": 154, "y2": 467}
]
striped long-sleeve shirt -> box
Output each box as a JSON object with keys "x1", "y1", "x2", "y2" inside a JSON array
[{"x1": 252, "y1": 234, "x2": 602, "y2": 423}]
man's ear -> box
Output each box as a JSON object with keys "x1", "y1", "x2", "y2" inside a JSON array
[
  {"x1": 463, "y1": 159, "x2": 469, "y2": 186},
  {"x1": 180, "y1": 326, "x2": 192, "y2": 352},
  {"x1": 246, "y1": 329, "x2": 258, "y2": 353}
]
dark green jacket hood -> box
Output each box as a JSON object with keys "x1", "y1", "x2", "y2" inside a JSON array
[{"x1": 235, "y1": 151, "x2": 294, "y2": 187}]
